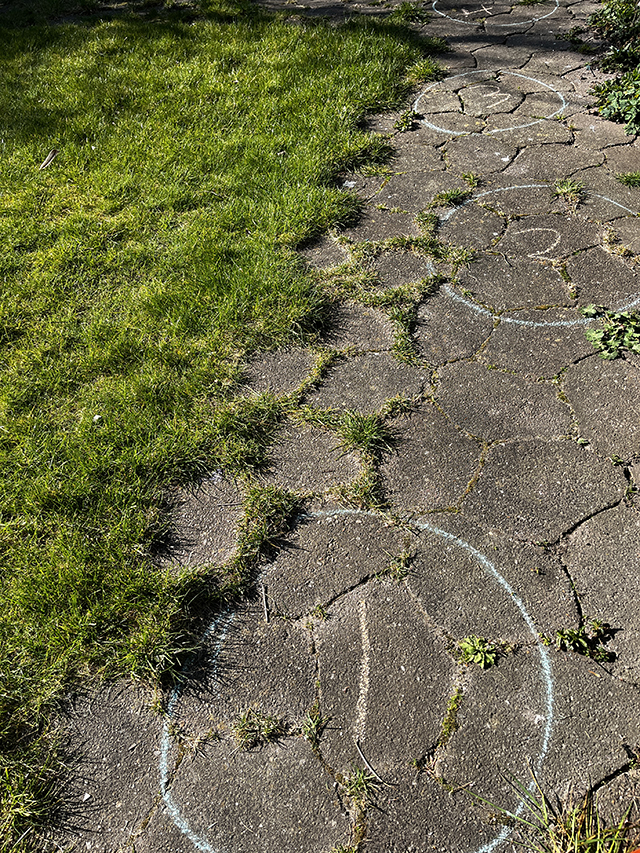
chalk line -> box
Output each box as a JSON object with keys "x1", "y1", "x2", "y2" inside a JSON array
[
  {"x1": 159, "y1": 609, "x2": 235, "y2": 853},
  {"x1": 413, "y1": 69, "x2": 566, "y2": 136},
  {"x1": 354, "y1": 598, "x2": 371, "y2": 743},
  {"x1": 431, "y1": 0, "x2": 559, "y2": 26}
]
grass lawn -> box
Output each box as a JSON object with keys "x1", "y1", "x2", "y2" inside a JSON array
[{"x1": 0, "y1": 0, "x2": 444, "y2": 845}]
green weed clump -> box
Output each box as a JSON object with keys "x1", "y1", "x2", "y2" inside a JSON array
[
  {"x1": 0, "y1": 0, "x2": 445, "y2": 845},
  {"x1": 586, "y1": 0, "x2": 640, "y2": 133},
  {"x1": 580, "y1": 305, "x2": 640, "y2": 359}
]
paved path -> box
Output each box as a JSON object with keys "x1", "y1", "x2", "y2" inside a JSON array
[{"x1": 58, "y1": 2, "x2": 640, "y2": 851}]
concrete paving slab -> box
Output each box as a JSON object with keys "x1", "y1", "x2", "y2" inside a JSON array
[
  {"x1": 463, "y1": 439, "x2": 626, "y2": 541},
  {"x1": 570, "y1": 111, "x2": 634, "y2": 149},
  {"x1": 315, "y1": 581, "x2": 455, "y2": 781},
  {"x1": 472, "y1": 181, "x2": 556, "y2": 216},
  {"x1": 479, "y1": 307, "x2": 596, "y2": 377},
  {"x1": 381, "y1": 403, "x2": 482, "y2": 512},
  {"x1": 413, "y1": 289, "x2": 495, "y2": 363},
  {"x1": 437, "y1": 200, "x2": 505, "y2": 249},
  {"x1": 320, "y1": 301, "x2": 395, "y2": 351},
  {"x1": 496, "y1": 212, "x2": 601, "y2": 258},
  {"x1": 503, "y1": 143, "x2": 603, "y2": 179},
  {"x1": 442, "y1": 134, "x2": 518, "y2": 173},
  {"x1": 606, "y1": 216, "x2": 640, "y2": 255},
  {"x1": 562, "y1": 356, "x2": 640, "y2": 459},
  {"x1": 408, "y1": 514, "x2": 578, "y2": 640},
  {"x1": 144, "y1": 736, "x2": 348, "y2": 853},
  {"x1": 54, "y1": 682, "x2": 162, "y2": 853},
  {"x1": 339, "y1": 209, "x2": 420, "y2": 243},
  {"x1": 455, "y1": 254, "x2": 571, "y2": 311},
  {"x1": 602, "y1": 141, "x2": 640, "y2": 174},
  {"x1": 537, "y1": 650, "x2": 640, "y2": 793},
  {"x1": 260, "y1": 423, "x2": 362, "y2": 493},
  {"x1": 483, "y1": 115, "x2": 575, "y2": 145},
  {"x1": 157, "y1": 474, "x2": 244, "y2": 570},
  {"x1": 261, "y1": 505, "x2": 405, "y2": 617},
  {"x1": 241, "y1": 347, "x2": 315, "y2": 395},
  {"x1": 388, "y1": 135, "x2": 446, "y2": 173},
  {"x1": 436, "y1": 361, "x2": 571, "y2": 441},
  {"x1": 299, "y1": 236, "x2": 349, "y2": 269},
  {"x1": 304, "y1": 352, "x2": 425, "y2": 414},
  {"x1": 172, "y1": 602, "x2": 317, "y2": 730},
  {"x1": 566, "y1": 247, "x2": 640, "y2": 306},
  {"x1": 378, "y1": 170, "x2": 468, "y2": 214},
  {"x1": 563, "y1": 504, "x2": 640, "y2": 686},
  {"x1": 370, "y1": 250, "x2": 435, "y2": 289}
]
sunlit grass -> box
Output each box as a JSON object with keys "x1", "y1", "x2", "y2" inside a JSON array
[{"x1": 0, "y1": 0, "x2": 444, "y2": 844}]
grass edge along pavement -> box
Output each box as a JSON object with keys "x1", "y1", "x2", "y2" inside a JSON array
[{"x1": 0, "y1": 1, "x2": 447, "y2": 847}]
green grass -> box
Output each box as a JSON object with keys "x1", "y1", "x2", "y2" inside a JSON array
[
  {"x1": 0, "y1": 0, "x2": 444, "y2": 845},
  {"x1": 616, "y1": 171, "x2": 640, "y2": 186}
]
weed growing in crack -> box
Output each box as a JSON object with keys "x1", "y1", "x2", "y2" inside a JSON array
[
  {"x1": 580, "y1": 305, "x2": 640, "y2": 358},
  {"x1": 377, "y1": 548, "x2": 413, "y2": 582},
  {"x1": 344, "y1": 767, "x2": 381, "y2": 808},
  {"x1": 457, "y1": 635, "x2": 499, "y2": 669},
  {"x1": 462, "y1": 172, "x2": 482, "y2": 188},
  {"x1": 428, "y1": 188, "x2": 473, "y2": 209},
  {"x1": 394, "y1": 109, "x2": 421, "y2": 132},
  {"x1": 301, "y1": 703, "x2": 326, "y2": 749},
  {"x1": 414, "y1": 209, "x2": 439, "y2": 237},
  {"x1": 553, "y1": 178, "x2": 585, "y2": 207},
  {"x1": 616, "y1": 171, "x2": 640, "y2": 186},
  {"x1": 438, "y1": 686, "x2": 463, "y2": 747},
  {"x1": 338, "y1": 411, "x2": 393, "y2": 459},
  {"x1": 540, "y1": 620, "x2": 614, "y2": 661},
  {"x1": 471, "y1": 767, "x2": 638, "y2": 853},
  {"x1": 232, "y1": 708, "x2": 288, "y2": 750}
]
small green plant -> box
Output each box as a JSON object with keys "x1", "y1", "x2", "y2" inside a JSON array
[
  {"x1": 344, "y1": 766, "x2": 380, "y2": 808},
  {"x1": 428, "y1": 188, "x2": 472, "y2": 209},
  {"x1": 415, "y1": 209, "x2": 439, "y2": 236},
  {"x1": 338, "y1": 411, "x2": 393, "y2": 459},
  {"x1": 580, "y1": 305, "x2": 640, "y2": 359},
  {"x1": 541, "y1": 620, "x2": 613, "y2": 661},
  {"x1": 457, "y1": 635, "x2": 498, "y2": 669},
  {"x1": 553, "y1": 178, "x2": 585, "y2": 206},
  {"x1": 616, "y1": 171, "x2": 640, "y2": 186},
  {"x1": 378, "y1": 548, "x2": 413, "y2": 581},
  {"x1": 394, "y1": 109, "x2": 420, "y2": 132},
  {"x1": 389, "y1": 1, "x2": 430, "y2": 23},
  {"x1": 472, "y1": 767, "x2": 637, "y2": 853},
  {"x1": 301, "y1": 703, "x2": 326, "y2": 748},
  {"x1": 232, "y1": 708, "x2": 288, "y2": 750},
  {"x1": 461, "y1": 172, "x2": 481, "y2": 188}
]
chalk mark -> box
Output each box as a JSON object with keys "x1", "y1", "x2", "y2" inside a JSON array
[
  {"x1": 354, "y1": 598, "x2": 371, "y2": 744},
  {"x1": 414, "y1": 70, "x2": 566, "y2": 136},
  {"x1": 439, "y1": 184, "x2": 640, "y2": 326},
  {"x1": 431, "y1": 0, "x2": 559, "y2": 26}
]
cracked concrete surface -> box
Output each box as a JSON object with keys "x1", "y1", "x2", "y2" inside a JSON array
[{"x1": 56, "y1": 0, "x2": 640, "y2": 850}]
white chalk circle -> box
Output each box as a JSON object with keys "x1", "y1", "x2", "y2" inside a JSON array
[
  {"x1": 413, "y1": 69, "x2": 566, "y2": 136},
  {"x1": 432, "y1": 0, "x2": 559, "y2": 26},
  {"x1": 159, "y1": 508, "x2": 554, "y2": 853},
  {"x1": 441, "y1": 184, "x2": 640, "y2": 326}
]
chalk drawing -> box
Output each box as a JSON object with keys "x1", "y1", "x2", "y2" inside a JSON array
[
  {"x1": 431, "y1": 0, "x2": 559, "y2": 26},
  {"x1": 440, "y1": 184, "x2": 640, "y2": 326},
  {"x1": 159, "y1": 508, "x2": 554, "y2": 853},
  {"x1": 354, "y1": 598, "x2": 371, "y2": 742},
  {"x1": 413, "y1": 70, "x2": 566, "y2": 135}
]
